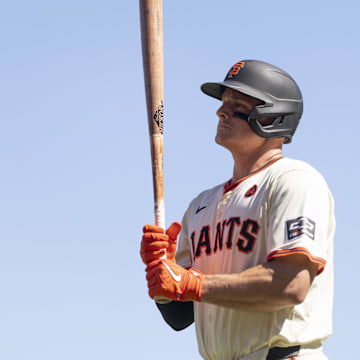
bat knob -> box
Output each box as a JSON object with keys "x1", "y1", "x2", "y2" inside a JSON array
[{"x1": 154, "y1": 296, "x2": 172, "y2": 304}]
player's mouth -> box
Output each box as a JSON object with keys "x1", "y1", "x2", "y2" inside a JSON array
[{"x1": 218, "y1": 120, "x2": 232, "y2": 130}]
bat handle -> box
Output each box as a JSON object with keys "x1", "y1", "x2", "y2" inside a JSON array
[
  {"x1": 153, "y1": 201, "x2": 171, "y2": 304},
  {"x1": 154, "y1": 200, "x2": 165, "y2": 229}
]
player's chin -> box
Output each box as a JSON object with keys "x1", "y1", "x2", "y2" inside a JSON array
[
  {"x1": 215, "y1": 131, "x2": 232, "y2": 146},
  {"x1": 215, "y1": 134, "x2": 242, "y2": 153},
  {"x1": 215, "y1": 133, "x2": 225, "y2": 146},
  {"x1": 215, "y1": 133, "x2": 222, "y2": 145}
]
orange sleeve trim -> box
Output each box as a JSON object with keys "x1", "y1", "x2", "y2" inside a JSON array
[{"x1": 267, "y1": 247, "x2": 326, "y2": 275}]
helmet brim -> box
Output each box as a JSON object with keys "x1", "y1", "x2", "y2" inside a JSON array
[{"x1": 201, "y1": 81, "x2": 274, "y2": 104}]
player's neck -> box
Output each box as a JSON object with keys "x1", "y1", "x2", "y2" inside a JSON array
[{"x1": 231, "y1": 148, "x2": 283, "y2": 183}]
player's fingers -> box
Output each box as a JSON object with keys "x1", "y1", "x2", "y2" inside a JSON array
[
  {"x1": 143, "y1": 224, "x2": 165, "y2": 234},
  {"x1": 166, "y1": 222, "x2": 182, "y2": 240},
  {"x1": 141, "y1": 249, "x2": 166, "y2": 264},
  {"x1": 146, "y1": 262, "x2": 164, "y2": 281},
  {"x1": 140, "y1": 240, "x2": 168, "y2": 258},
  {"x1": 141, "y1": 248, "x2": 166, "y2": 258},
  {"x1": 140, "y1": 234, "x2": 168, "y2": 263},
  {"x1": 146, "y1": 274, "x2": 159, "y2": 288},
  {"x1": 148, "y1": 287, "x2": 157, "y2": 299},
  {"x1": 148, "y1": 282, "x2": 167, "y2": 298},
  {"x1": 141, "y1": 234, "x2": 168, "y2": 253},
  {"x1": 148, "y1": 285, "x2": 173, "y2": 302},
  {"x1": 146, "y1": 267, "x2": 158, "y2": 282},
  {"x1": 145, "y1": 259, "x2": 161, "y2": 273},
  {"x1": 141, "y1": 239, "x2": 168, "y2": 250},
  {"x1": 142, "y1": 232, "x2": 169, "y2": 243}
]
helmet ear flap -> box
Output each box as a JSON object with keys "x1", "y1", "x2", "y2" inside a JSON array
[
  {"x1": 248, "y1": 105, "x2": 297, "y2": 142},
  {"x1": 258, "y1": 115, "x2": 283, "y2": 127},
  {"x1": 270, "y1": 116, "x2": 285, "y2": 127}
]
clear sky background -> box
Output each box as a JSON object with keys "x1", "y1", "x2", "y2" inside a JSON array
[{"x1": 0, "y1": 1, "x2": 358, "y2": 359}]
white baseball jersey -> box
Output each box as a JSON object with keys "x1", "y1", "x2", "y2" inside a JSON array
[{"x1": 176, "y1": 157, "x2": 335, "y2": 360}]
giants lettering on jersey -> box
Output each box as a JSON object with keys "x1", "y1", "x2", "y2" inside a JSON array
[{"x1": 191, "y1": 217, "x2": 259, "y2": 259}]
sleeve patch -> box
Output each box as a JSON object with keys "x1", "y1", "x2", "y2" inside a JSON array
[{"x1": 286, "y1": 216, "x2": 315, "y2": 241}]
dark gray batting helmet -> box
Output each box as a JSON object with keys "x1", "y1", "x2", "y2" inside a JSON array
[{"x1": 201, "y1": 60, "x2": 303, "y2": 144}]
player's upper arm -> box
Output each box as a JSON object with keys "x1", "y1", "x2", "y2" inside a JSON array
[{"x1": 268, "y1": 253, "x2": 318, "y2": 304}]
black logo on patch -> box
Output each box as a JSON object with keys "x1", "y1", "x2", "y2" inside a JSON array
[{"x1": 286, "y1": 216, "x2": 315, "y2": 241}]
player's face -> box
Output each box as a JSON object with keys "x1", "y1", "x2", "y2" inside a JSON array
[{"x1": 215, "y1": 88, "x2": 265, "y2": 152}]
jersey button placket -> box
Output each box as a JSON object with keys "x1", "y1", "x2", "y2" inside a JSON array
[{"x1": 217, "y1": 191, "x2": 231, "y2": 218}]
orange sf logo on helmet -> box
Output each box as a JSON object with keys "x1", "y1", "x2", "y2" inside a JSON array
[{"x1": 226, "y1": 61, "x2": 245, "y2": 79}]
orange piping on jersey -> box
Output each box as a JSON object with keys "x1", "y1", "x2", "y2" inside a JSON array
[
  {"x1": 267, "y1": 247, "x2": 326, "y2": 275},
  {"x1": 223, "y1": 156, "x2": 283, "y2": 194}
]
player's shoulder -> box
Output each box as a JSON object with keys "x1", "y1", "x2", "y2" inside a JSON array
[
  {"x1": 272, "y1": 157, "x2": 318, "y2": 172},
  {"x1": 268, "y1": 157, "x2": 329, "y2": 189}
]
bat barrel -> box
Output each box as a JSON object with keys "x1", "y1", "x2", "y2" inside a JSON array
[{"x1": 140, "y1": 0, "x2": 164, "y2": 136}]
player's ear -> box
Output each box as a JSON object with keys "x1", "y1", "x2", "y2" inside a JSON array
[{"x1": 259, "y1": 116, "x2": 276, "y2": 127}]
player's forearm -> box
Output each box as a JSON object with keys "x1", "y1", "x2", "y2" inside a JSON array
[{"x1": 200, "y1": 261, "x2": 312, "y2": 312}]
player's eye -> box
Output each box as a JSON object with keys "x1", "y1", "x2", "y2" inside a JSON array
[{"x1": 232, "y1": 111, "x2": 249, "y2": 121}]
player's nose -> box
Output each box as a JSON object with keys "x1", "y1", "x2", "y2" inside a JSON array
[{"x1": 216, "y1": 104, "x2": 231, "y2": 120}]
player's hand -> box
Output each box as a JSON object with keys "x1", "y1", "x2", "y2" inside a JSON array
[
  {"x1": 146, "y1": 259, "x2": 204, "y2": 302},
  {"x1": 140, "y1": 222, "x2": 181, "y2": 265}
]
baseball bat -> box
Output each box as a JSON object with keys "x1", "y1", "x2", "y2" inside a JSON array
[{"x1": 140, "y1": 0, "x2": 170, "y2": 304}]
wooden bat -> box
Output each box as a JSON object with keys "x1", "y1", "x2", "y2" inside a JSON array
[
  {"x1": 140, "y1": 0, "x2": 169, "y2": 304},
  {"x1": 140, "y1": 0, "x2": 165, "y2": 229}
]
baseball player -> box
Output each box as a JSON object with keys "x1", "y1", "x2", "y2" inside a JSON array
[{"x1": 140, "y1": 60, "x2": 335, "y2": 360}]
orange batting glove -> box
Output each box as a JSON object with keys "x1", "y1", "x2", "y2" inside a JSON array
[
  {"x1": 146, "y1": 259, "x2": 204, "y2": 302},
  {"x1": 140, "y1": 222, "x2": 181, "y2": 265}
]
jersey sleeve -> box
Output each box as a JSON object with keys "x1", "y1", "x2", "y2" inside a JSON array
[
  {"x1": 175, "y1": 203, "x2": 194, "y2": 269},
  {"x1": 266, "y1": 168, "x2": 335, "y2": 275}
]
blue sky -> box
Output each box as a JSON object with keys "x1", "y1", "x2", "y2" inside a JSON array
[{"x1": 0, "y1": 1, "x2": 358, "y2": 359}]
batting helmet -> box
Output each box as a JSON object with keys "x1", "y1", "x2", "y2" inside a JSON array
[{"x1": 201, "y1": 60, "x2": 303, "y2": 144}]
